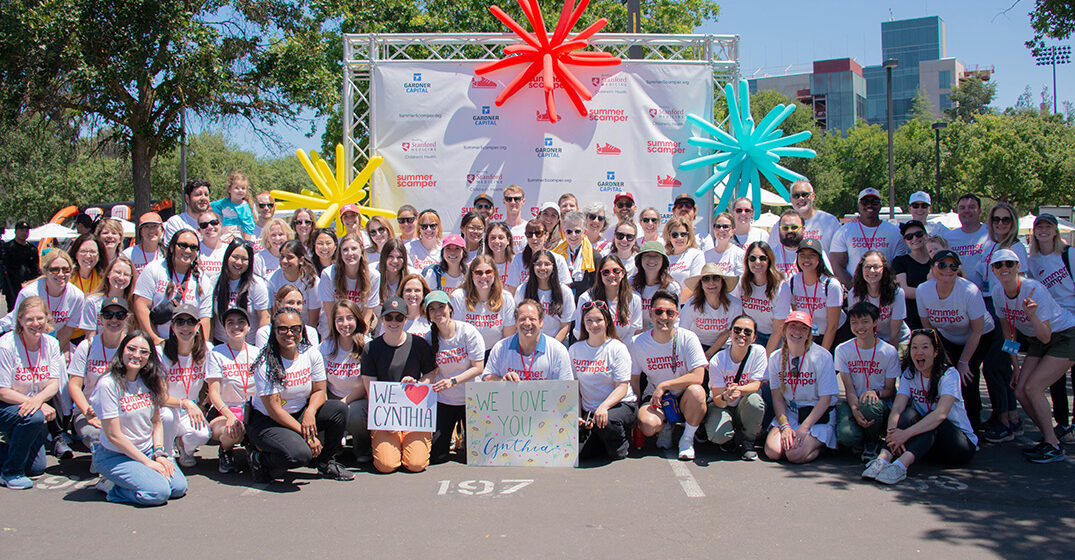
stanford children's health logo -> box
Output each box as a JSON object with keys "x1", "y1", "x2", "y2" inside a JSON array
[
  {"x1": 471, "y1": 76, "x2": 498, "y2": 89},
  {"x1": 647, "y1": 105, "x2": 686, "y2": 125},
  {"x1": 656, "y1": 175, "x2": 681, "y2": 188},
  {"x1": 596, "y1": 143, "x2": 621, "y2": 155},
  {"x1": 401, "y1": 138, "x2": 437, "y2": 159},
  {"x1": 466, "y1": 173, "x2": 503, "y2": 187},
  {"x1": 397, "y1": 174, "x2": 438, "y2": 188},
  {"x1": 598, "y1": 171, "x2": 624, "y2": 193},
  {"x1": 403, "y1": 72, "x2": 432, "y2": 94}
]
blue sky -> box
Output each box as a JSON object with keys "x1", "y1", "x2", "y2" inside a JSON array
[{"x1": 219, "y1": 0, "x2": 1073, "y2": 158}]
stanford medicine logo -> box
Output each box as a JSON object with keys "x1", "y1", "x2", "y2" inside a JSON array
[
  {"x1": 397, "y1": 174, "x2": 438, "y2": 188},
  {"x1": 657, "y1": 175, "x2": 682, "y2": 188},
  {"x1": 598, "y1": 171, "x2": 625, "y2": 192},
  {"x1": 536, "y1": 137, "x2": 562, "y2": 158},
  {"x1": 471, "y1": 76, "x2": 497, "y2": 89},
  {"x1": 473, "y1": 105, "x2": 500, "y2": 126},
  {"x1": 596, "y1": 143, "x2": 621, "y2": 155},
  {"x1": 404, "y1": 72, "x2": 432, "y2": 93}
]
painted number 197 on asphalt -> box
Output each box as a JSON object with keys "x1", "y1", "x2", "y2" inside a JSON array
[{"x1": 436, "y1": 479, "x2": 533, "y2": 496}]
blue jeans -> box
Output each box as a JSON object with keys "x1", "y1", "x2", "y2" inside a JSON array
[
  {"x1": 92, "y1": 446, "x2": 187, "y2": 506},
  {"x1": 0, "y1": 404, "x2": 48, "y2": 477}
]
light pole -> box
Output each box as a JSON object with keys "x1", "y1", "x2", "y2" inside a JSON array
[
  {"x1": 884, "y1": 58, "x2": 898, "y2": 220},
  {"x1": 932, "y1": 121, "x2": 947, "y2": 208},
  {"x1": 1034, "y1": 45, "x2": 1071, "y2": 114}
]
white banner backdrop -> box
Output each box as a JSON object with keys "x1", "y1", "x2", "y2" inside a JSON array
[{"x1": 370, "y1": 61, "x2": 715, "y2": 234}]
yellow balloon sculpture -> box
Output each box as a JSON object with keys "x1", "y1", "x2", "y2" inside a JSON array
[{"x1": 271, "y1": 144, "x2": 393, "y2": 235}]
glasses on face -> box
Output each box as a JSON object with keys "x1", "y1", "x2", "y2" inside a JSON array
[
  {"x1": 257, "y1": 202, "x2": 275, "y2": 209},
  {"x1": 669, "y1": 231, "x2": 689, "y2": 239},
  {"x1": 419, "y1": 223, "x2": 438, "y2": 230},
  {"x1": 935, "y1": 261, "x2": 960, "y2": 271},
  {"x1": 581, "y1": 299, "x2": 609, "y2": 312},
  {"x1": 859, "y1": 198, "x2": 881, "y2": 208},
  {"x1": 779, "y1": 224, "x2": 802, "y2": 232},
  {"x1": 790, "y1": 191, "x2": 811, "y2": 200},
  {"x1": 274, "y1": 324, "x2": 304, "y2": 335},
  {"x1": 910, "y1": 202, "x2": 929, "y2": 210},
  {"x1": 525, "y1": 230, "x2": 545, "y2": 238},
  {"x1": 616, "y1": 202, "x2": 634, "y2": 209},
  {"x1": 397, "y1": 216, "x2": 416, "y2": 224},
  {"x1": 652, "y1": 307, "x2": 676, "y2": 317},
  {"x1": 504, "y1": 196, "x2": 523, "y2": 203},
  {"x1": 566, "y1": 228, "x2": 583, "y2": 235},
  {"x1": 748, "y1": 255, "x2": 768, "y2": 263},
  {"x1": 615, "y1": 232, "x2": 636, "y2": 241},
  {"x1": 992, "y1": 261, "x2": 1018, "y2": 270},
  {"x1": 198, "y1": 219, "x2": 220, "y2": 229},
  {"x1": 382, "y1": 313, "x2": 406, "y2": 324},
  {"x1": 701, "y1": 275, "x2": 721, "y2": 284},
  {"x1": 903, "y1": 230, "x2": 926, "y2": 240},
  {"x1": 173, "y1": 317, "x2": 199, "y2": 327},
  {"x1": 475, "y1": 203, "x2": 492, "y2": 210},
  {"x1": 641, "y1": 217, "x2": 659, "y2": 224},
  {"x1": 101, "y1": 309, "x2": 129, "y2": 320},
  {"x1": 293, "y1": 219, "x2": 313, "y2": 226},
  {"x1": 368, "y1": 227, "x2": 388, "y2": 236},
  {"x1": 175, "y1": 241, "x2": 199, "y2": 252},
  {"x1": 586, "y1": 213, "x2": 605, "y2": 222},
  {"x1": 712, "y1": 223, "x2": 732, "y2": 230},
  {"x1": 734, "y1": 208, "x2": 752, "y2": 214},
  {"x1": 473, "y1": 268, "x2": 495, "y2": 277},
  {"x1": 991, "y1": 215, "x2": 1013, "y2": 225},
  {"x1": 732, "y1": 326, "x2": 754, "y2": 337},
  {"x1": 600, "y1": 267, "x2": 623, "y2": 277},
  {"x1": 47, "y1": 265, "x2": 72, "y2": 275},
  {"x1": 673, "y1": 201, "x2": 694, "y2": 210}
]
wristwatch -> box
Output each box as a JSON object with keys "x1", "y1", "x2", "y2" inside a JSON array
[{"x1": 450, "y1": 377, "x2": 458, "y2": 386}]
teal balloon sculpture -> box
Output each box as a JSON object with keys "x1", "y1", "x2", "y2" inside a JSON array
[{"x1": 679, "y1": 79, "x2": 817, "y2": 219}]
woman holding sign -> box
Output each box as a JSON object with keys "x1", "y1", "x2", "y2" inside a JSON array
[
  {"x1": 571, "y1": 300, "x2": 636, "y2": 461},
  {"x1": 361, "y1": 297, "x2": 438, "y2": 473},
  {"x1": 247, "y1": 308, "x2": 352, "y2": 482},
  {"x1": 424, "y1": 291, "x2": 485, "y2": 464}
]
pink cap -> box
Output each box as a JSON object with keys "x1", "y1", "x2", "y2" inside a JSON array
[
  {"x1": 785, "y1": 310, "x2": 812, "y2": 328},
  {"x1": 442, "y1": 234, "x2": 465, "y2": 249},
  {"x1": 340, "y1": 204, "x2": 360, "y2": 216}
]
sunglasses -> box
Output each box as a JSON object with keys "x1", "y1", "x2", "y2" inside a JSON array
[
  {"x1": 641, "y1": 217, "x2": 660, "y2": 224},
  {"x1": 274, "y1": 324, "x2": 304, "y2": 335},
  {"x1": 673, "y1": 201, "x2": 695, "y2": 209},
  {"x1": 293, "y1": 219, "x2": 313, "y2": 226},
  {"x1": 419, "y1": 223, "x2": 439, "y2": 230},
  {"x1": 991, "y1": 216, "x2": 1013, "y2": 225},
  {"x1": 859, "y1": 198, "x2": 881, "y2": 207},
  {"x1": 903, "y1": 230, "x2": 926, "y2": 240},
  {"x1": 473, "y1": 268, "x2": 495, "y2": 277},
  {"x1": 700, "y1": 275, "x2": 721, "y2": 283},
  {"x1": 257, "y1": 202, "x2": 275, "y2": 209},
  {"x1": 712, "y1": 223, "x2": 732, "y2": 230},
  {"x1": 615, "y1": 232, "x2": 636, "y2": 241},
  {"x1": 173, "y1": 317, "x2": 199, "y2": 327},
  {"x1": 581, "y1": 300, "x2": 609, "y2": 312},
  {"x1": 734, "y1": 208, "x2": 752, "y2": 214},
  {"x1": 382, "y1": 313, "x2": 406, "y2": 323},
  {"x1": 175, "y1": 241, "x2": 199, "y2": 251},
  {"x1": 475, "y1": 203, "x2": 493, "y2": 210},
  {"x1": 198, "y1": 219, "x2": 220, "y2": 229},
  {"x1": 101, "y1": 309, "x2": 129, "y2": 320},
  {"x1": 504, "y1": 196, "x2": 523, "y2": 203},
  {"x1": 934, "y1": 261, "x2": 960, "y2": 271},
  {"x1": 790, "y1": 192, "x2": 811, "y2": 200},
  {"x1": 732, "y1": 326, "x2": 754, "y2": 337},
  {"x1": 652, "y1": 307, "x2": 677, "y2": 317},
  {"x1": 586, "y1": 213, "x2": 606, "y2": 222},
  {"x1": 616, "y1": 202, "x2": 634, "y2": 209},
  {"x1": 748, "y1": 255, "x2": 768, "y2": 263},
  {"x1": 566, "y1": 228, "x2": 583, "y2": 235},
  {"x1": 397, "y1": 216, "x2": 416, "y2": 224},
  {"x1": 991, "y1": 261, "x2": 1018, "y2": 269},
  {"x1": 47, "y1": 266, "x2": 72, "y2": 274},
  {"x1": 368, "y1": 227, "x2": 388, "y2": 236},
  {"x1": 910, "y1": 202, "x2": 929, "y2": 209},
  {"x1": 779, "y1": 224, "x2": 802, "y2": 232},
  {"x1": 525, "y1": 230, "x2": 545, "y2": 238},
  {"x1": 669, "y1": 231, "x2": 689, "y2": 239},
  {"x1": 600, "y1": 268, "x2": 623, "y2": 277}
]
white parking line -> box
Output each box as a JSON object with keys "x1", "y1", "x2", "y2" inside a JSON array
[{"x1": 664, "y1": 450, "x2": 705, "y2": 498}]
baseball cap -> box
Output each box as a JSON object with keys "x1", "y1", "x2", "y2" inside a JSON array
[
  {"x1": 442, "y1": 234, "x2": 465, "y2": 249},
  {"x1": 423, "y1": 290, "x2": 451, "y2": 308},
  {"x1": 1034, "y1": 213, "x2": 1059, "y2": 228},
  {"x1": 858, "y1": 188, "x2": 882, "y2": 201},
  {"x1": 14, "y1": 221, "x2": 31, "y2": 230},
  {"x1": 539, "y1": 201, "x2": 559, "y2": 215},
  {"x1": 899, "y1": 220, "x2": 927, "y2": 235},
  {"x1": 340, "y1": 204, "x2": 360, "y2": 216},
  {"x1": 222, "y1": 307, "x2": 250, "y2": 322},
  {"x1": 101, "y1": 296, "x2": 129, "y2": 312},
  {"x1": 785, "y1": 310, "x2": 812, "y2": 328},
  {"x1": 673, "y1": 194, "x2": 696, "y2": 207},
  {"x1": 991, "y1": 248, "x2": 1020, "y2": 265},
  {"x1": 381, "y1": 296, "x2": 406, "y2": 317},
  {"x1": 473, "y1": 193, "x2": 494, "y2": 206},
  {"x1": 172, "y1": 303, "x2": 199, "y2": 320},
  {"x1": 909, "y1": 191, "x2": 931, "y2": 205},
  {"x1": 138, "y1": 212, "x2": 163, "y2": 226},
  {"x1": 797, "y1": 238, "x2": 824, "y2": 256},
  {"x1": 614, "y1": 192, "x2": 635, "y2": 204},
  {"x1": 931, "y1": 250, "x2": 961, "y2": 265}
]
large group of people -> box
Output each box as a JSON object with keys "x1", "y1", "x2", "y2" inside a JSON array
[{"x1": 1, "y1": 174, "x2": 1072, "y2": 506}]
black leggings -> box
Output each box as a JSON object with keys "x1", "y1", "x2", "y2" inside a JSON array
[
  {"x1": 247, "y1": 400, "x2": 347, "y2": 473},
  {"x1": 897, "y1": 407, "x2": 976, "y2": 465},
  {"x1": 939, "y1": 329, "x2": 1011, "y2": 431},
  {"x1": 431, "y1": 402, "x2": 465, "y2": 464},
  {"x1": 579, "y1": 401, "x2": 638, "y2": 460},
  {"x1": 1051, "y1": 368, "x2": 1074, "y2": 426}
]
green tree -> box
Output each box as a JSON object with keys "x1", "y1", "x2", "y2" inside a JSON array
[
  {"x1": 1025, "y1": 0, "x2": 1075, "y2": 51},
  {"x1": 909, "y1": 88, "x2": 937, "y2": 123},
  {"x1": 0, "y1": 0, "x2": 337, "y2": 216},
  {"x1": 945, "y1": 77, "x2": 996, "y2": 122}
]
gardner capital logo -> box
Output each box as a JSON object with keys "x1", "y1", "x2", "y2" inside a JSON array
[
  {"x1": 544, "y1": 137, "x2": 553, "y2": 146},
  {"x1": 482, "y1": 106, "x2": 491, "y2": 114},
  {"x1": 596, "y1": 143, "x2": 621, "y2": 155},
  {"x1": 606, "y1": 171, "x2": 616, "y2": 180},
  {"x1": 471, "y1": 76, "x2": 497, "y2": 89},
  {"x1": 536, "y1": 137, "x2": 562, "y2": 158},
  {"x1": 473, "y1": 105, "x2": 499, "y2": 126},
  {"x1": 413, "y1": 72, "x2": 422, "y2": 81},
  {"x1": 598, "y1": 169, "x2": 625, "y2": 191},
  {"x1": 657, "y1": 175, "x2": 682, "y2": 188}
]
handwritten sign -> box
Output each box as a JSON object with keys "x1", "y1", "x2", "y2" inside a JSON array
[
  {"x1": 367, "y1": 382, "x2": 437, "y2": 432},
  {"x1": 465, "y1": 380, "x2": 578, "y2": 467}
]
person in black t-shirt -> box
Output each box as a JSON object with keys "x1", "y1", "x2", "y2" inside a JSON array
[
  {"x1": 893, "y1": 221, "x2": 931, "y2": 330},
  {"x1": 3, "y1": 222, "x2": 38, "y2": 309}
]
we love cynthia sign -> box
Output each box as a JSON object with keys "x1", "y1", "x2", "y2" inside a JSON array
[{"x1": 367, "y1": 382, "x2": 438, "y2": 432}]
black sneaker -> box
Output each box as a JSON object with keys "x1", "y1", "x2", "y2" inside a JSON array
[
  {"x1": 318, "y1": 460, "x2": 355, "y2": 481},
  {"x1": 1055, "y1": 424, "x2": 1075, "y2": 444},
  {"x1": 1027, "y1": 444, "x2": 1066, "y2": 464},
  {"x1": 738, "y1": 443, "x2": 758, "y2": 461},
  {"x1": 982, "y1": 424, "x2": 1014, "y2": 444},
  {"x1": 249, "y1": 449, "x2": 271, "y2": 483},
  {"x1": 218, "y1": 447, "x2": 236, "y2": 474},
  {"x1": 1021, "y1": 441, "x2": 1050, "y2": 457},
  {"x1": 861, "y1": 442, "x2": 881, "y2": 463},
  {"x1": 52, "y1": 438, "x2": 74, "y2": 460}
]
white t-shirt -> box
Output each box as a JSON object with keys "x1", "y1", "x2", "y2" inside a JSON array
[
  {"x1": 162, "y1": 213, "x2": 199, "y2": 247},
  {"x1": 406, "y1": 239, "x2": 441, "y2": 271},
  {"x1": 0, "y1": 278, "x2": 86, "y2": 334},
  {"x1": 255, "y1": 324, "x2": 320, "y2": 348},
  {"x1": 767, "y1": 344, "x2": 838, "y2": 408},
  {"x1": 266, "y1": 268, "x2": 320, "y2": 313},
  {"x1": 708, "y1": 343, "x2": 768, "y2": 407},
  {"x1": 208, "y1": 276, "x2": 270, "y2": 343},
  {"x1": 730, "y1": 228, "x2": 768, "y2": 249},
  {"x1": 317, "y1": 265, "x2": 381, "y2": 310},
  {"x1": 703, "y1": 244, "x2": 745, "y2": 276},
  {"x1": 67, "y1": 336, "x2": 119, "y2": 410},
  {"x1": 198, "y1": 243, "x2": 226, "y2": 280},
  {"x1": 0, "y1": 332, "x2": 63, "y2": 397},
  {"x1": 847, "y1": 287, "x2": 911, "y2": 344},
  {"x1": 916, "y1": 277, "x2": 995, "y2": 344},
  {"x1": 508, "y1": 222, "x2": 528, "y2": 254},
  {"x1": 570, "y1": 338, "x2": 636, "y2": 412},
  {"x1": 771, "y1": 242, "x2": 801, "y2": 278},
  {"x1": 991, "y1": 278, "x2": 1075, "y2": 337},
  {"x1": 482, "y1": 334, "x2": 573, "y2": 381},
  {"x1": 830, "y1": 220, "x2": 904, "y2": 276},
  {"x1": 120, "y1": 244, "x2": 163, "y2": 273},
  {"x1": 318, "y1": 339, "x2": 365, "y2": 399},
  {"x1": 93, "y1": 374, "x2": 157, "y2": 454},
  {"x1": 667, "y1": 248, "x2": 705, "y2": 290},
  {"x1": 636, "y1": 281, "x2": 682, "y2": 327},
  {"x1": 573, "y1": 291, "x2": 643, "y2": 342},
  {"x1": 628, "y1": 328, "x2": 707, "y2": 398},
  {"x1": 774, "y1": 274, "x2": 845, "y2": 336},
  {"x1": 252, "y1": 346, "x2": 327, "y2": 414},
  {"x1": 254, "y1": 250, "x2": 281, "y2": 279},
  {"x1": 159, "y1": 347, "x2": 208, "y2": 402},
  {"x1": 425, "y1": 321, "x2": 485, "y2": 406},
  {"x1": 834, "y1": 339, "x2": 900, "y2": 398},
  {"x1": 450, "y1": 289, "x2": 516, "y2": 351},
  {"x1": 975, "y1": 240, "x2": 1028, "y2": 293},
  {"x1": 132, "y1": 260, "x2": 212, "y2": 339},
  {"x1": 898, "y1": 366, "x2": 978, "y2": 446},
  {"x1": 1028, "y1": 248, "x2": 1075, "y2": 314},
  {"x1": 677, "y1": 297, "x2": 743, "y2": 348},
  {"x1": 736, "y1": 281, "x2": 781, "y2": 335},
  {"x1": 422, "y1": 266, "x2": 465, "y2": 296},
  {"x1": 941, "y1": 225, "x2": 989, "y2": 283},
  {"x1": 767, "y1": 210, "x2": 841, "y2": 252},
  {"x1": 506, "y1": 252, "x2": 571, "y2": 289},
  {"x1": 205, "y1": 342, "x2": 256, "y2": 407},
  {"x1": 513, "y1": 283, "x2": 576, "y2": 338}
]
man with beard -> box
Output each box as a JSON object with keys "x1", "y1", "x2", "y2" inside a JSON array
[
  {"x1": 766, "y1": 179, "x2": 841, "y2": 252},
  {"x1": 482, "y1": 299, "x2": 572, "y2": 382},
  {"x1": 163, "y1": 178, "x2": 212, "y2": 244},
  {"x1": 773, "y1": 210, "x2": 805, "y2": 277},
  {"x1": 830, "y1": 188, "x2": 904, "y2": 288}
]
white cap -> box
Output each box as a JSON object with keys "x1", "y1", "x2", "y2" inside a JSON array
[
  {"x1": 991, "y1": 248, "x2": 1020, "y2": 265},
  {"x1": 539, "y1": 201, "x2": 559, "y2": 214},
  {"x1": 909, "y1": 191, "x2": 931, "y2": 205},
  {"x1": 858, "y1": 187, "x2": 882, "y2": 201}
]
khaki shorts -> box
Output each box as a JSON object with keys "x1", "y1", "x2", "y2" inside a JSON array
[{"x1": 1027, "y1": 327, "x2": 1075, "y2": 361}]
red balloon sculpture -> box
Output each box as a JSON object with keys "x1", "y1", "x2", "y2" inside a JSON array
[{"x1": 476, "y1": 0, "x2": 622, "y2": 122}]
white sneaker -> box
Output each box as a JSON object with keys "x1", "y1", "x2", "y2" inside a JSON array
[
  {"x1": 94, "y1": 477, "x2": 114, "y2": 494},
  {"x1": 677, "y1": 432, "x2": 695, "y2": 460},
  {"x1": 656, "y1": 426, "x2": 674, "y2": 449},
  {"x1": 861, "y1": 457, "x2": 886, "y2": 480},
  {"x1": 176, "y1": 440, "x2": 197, "y2": 468},
  {"x1": 876, "y1": 461, "x2": 907, "y2": 485}
]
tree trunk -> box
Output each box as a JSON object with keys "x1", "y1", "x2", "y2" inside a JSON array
[{"x1": 131, "y1": 133, "x2": 152, "y2": 217}]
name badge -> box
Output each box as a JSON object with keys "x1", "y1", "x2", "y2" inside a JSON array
[
  {"x1": 1002, "y1": 338, "x2": 1020, "y2": 355},
  {"x1": 811, "y1": 325, "x2": 820, "y2": 336},
  {"x1": 982, "y1": 278, "x2": 990, "y2": 293}
]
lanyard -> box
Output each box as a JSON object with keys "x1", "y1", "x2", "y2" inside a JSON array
[
  {"x1": 171, "y1": 271, "x2": 189, "y2": 302},
  {"x1": 176, "y1": 354, "x2": 195, "y2": 399},
  {"x1": 1002, "y1": 280, "x2": 1034, "y2": 340},
  {"x1": 854, "y1": 340, "x2": 878, "y2": 392},
  {"x1": 18, "y1": 332, "x2": 42, "y2": 374},
  {"x1": 226, "y1": 344, "x2": 251, "y2": 395},
  {"x1": 517, "y1": 338, "x2": 539, "y2": 380},
  {"x1": 73, "y1": 272, "x2": 90, "y2": 293},
  {"x1": 670, "y1": 331, "x2": 679, "y2": 376},
  {"x1": 44, "y1": 282, "x2": 66, "y2": 317},
  {"x1": 917, "y1": 373, "x2": 931, "y2": 408},
  {"x1": 857, "y1": 221, "x2": 878, "y2": 252},
  {"x1": 786, "y1": 352, "x2": 804, "y2": 400},
  {"x1": 140, "y1": 245, "x2": 158, "y2": 266}
]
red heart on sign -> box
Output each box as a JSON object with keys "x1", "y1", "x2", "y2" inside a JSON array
[{"x1": 404, "y1": 384, "x2": 429, "y2": 405}]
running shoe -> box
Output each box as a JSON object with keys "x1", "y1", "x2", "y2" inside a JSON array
[
  {"x1": 981, "y1": 424, "x2": 1014, "y2": 444},
  {"x1": 861, "y1": 457, "x2": 886, "y2": 480},
  {"x1": 0, "y1": 474, "x2": 33, "y2": 490},
  {"x1": 1022, "y1": 441, "x2": 1050, "y2": 457},
  {"x1": 1010, "y1": 418, "x2": 1024, "y2": 436},
  {"x1": 249, "y1": 449, "x2": 271, "y2": 483},
  {"x1": 876, "y1": 461, "x2": 908, "y2": 485},
  {"x1": 1027, "y1": 444, "x2": 1066, "y2": 464},
  {"x1": 656, "y1": 425, "x2": 674, "y2": 449},
  {"x1": 218, "y1": 447, "x2": 236, "y2": 474},
  {"x1": 1055, "y1": 424, "x2": 1075, "y2": 445},
  {"x1": 52, "y1": 437, "x2": 74, "y2": 460},
  {"x1": 318, "y1": 460, "x2": 355, "y2": 481},
  {"x1": 861, "y1": 442, "x2": 881, "y2": 463}
]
